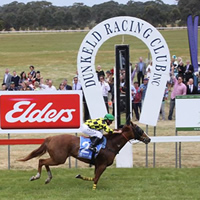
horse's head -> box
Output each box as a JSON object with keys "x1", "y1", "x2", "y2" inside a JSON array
[{"x1": 130, "y1": 122, "x2": 151, "y2": 144}]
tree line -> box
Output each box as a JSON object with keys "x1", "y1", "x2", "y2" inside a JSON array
[{"x1": 0, "y1": 0, "x2": 199, "y2": 31}]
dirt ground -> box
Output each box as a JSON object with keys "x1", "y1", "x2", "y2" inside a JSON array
[{"x1": 0, "y1": 120, "x2": 200, "y2": 170}]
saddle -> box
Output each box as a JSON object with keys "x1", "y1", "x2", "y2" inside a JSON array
[{"x1": 78, "y1": 136, "x2": 107, "y2": 160}]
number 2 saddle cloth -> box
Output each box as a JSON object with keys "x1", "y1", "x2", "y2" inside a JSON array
[{"x1": 78, "y1": 136, "x2": 107, "y2": 160}]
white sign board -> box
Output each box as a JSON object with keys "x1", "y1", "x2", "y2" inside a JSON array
[
  {"x1": 0, "y1": 91, "x2": 82, "y2": 134},
  {"x1": 176, "y1": 95, "x2": 200, "y2": 131},
  {"x1": 77, "y1": 16, "x2": 170, "y2": 125},
  {"x1": 116, "y1": 143, "x2": 133, "y2": 168}
]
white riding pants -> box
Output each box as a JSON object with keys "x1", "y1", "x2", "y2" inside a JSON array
[{"x1": 80, "y1": 124, "x2": 103, "y2": 139}]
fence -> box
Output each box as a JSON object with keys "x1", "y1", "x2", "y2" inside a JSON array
[
  {"x1": 0, "y1": 134, "x2": 80, "y2": 170},
  {"x1": 1, "y1": 134, "x2": 200, "y2": 169},
  {"x1": 141, "y1": 136, "x2": 200, "y2": 168},
  {"x1": 1, "y1": 26, "x2": 200, "y2": 34}
]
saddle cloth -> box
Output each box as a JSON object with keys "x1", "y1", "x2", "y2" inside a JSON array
[{"x1": 78, "y1": 136, "x2": 107, "y2": 160}]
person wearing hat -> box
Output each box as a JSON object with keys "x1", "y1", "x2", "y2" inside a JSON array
[
  {"x1": 80, "y1": 114, "x2": 121, "y2": 152},
  {"x1": 7, "y1": 81, "x2": 17, "y2": 91}
]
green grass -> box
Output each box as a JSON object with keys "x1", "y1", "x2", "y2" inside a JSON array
[
  {"x1": 0, "y1": 29, "x2": 199, "y2": 88},
  {"x1": 0, "y1": 168, "x2": 199, "y2": 200}
]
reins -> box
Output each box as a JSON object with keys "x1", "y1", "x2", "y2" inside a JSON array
[
  {"x1": 122, "y1": 133, "x2": 140, "y2": 145},
  {"x1": 122, "y1": 133, "x2": 132, "y2": 144}
]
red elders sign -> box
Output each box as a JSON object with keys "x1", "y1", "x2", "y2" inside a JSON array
[{"x1": 0, "y1": 92, "x2": 82, "y2": 131}]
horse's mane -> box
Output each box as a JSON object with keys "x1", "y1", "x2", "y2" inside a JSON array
[
  {"x1": 104, "y1": 133, "x2": 121, "y2": 140},
  {"x1": 122, "y1": 125, "x2": 132, "y2": 132},
  {"x1": 104, "y1": 125, "x2": 131, "y2": 140}
]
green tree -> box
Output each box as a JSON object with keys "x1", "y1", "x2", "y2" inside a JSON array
[
  {"x1": 0, "y1": 19, "x2": 5, "y2": 31},
  {"x1": 75, "y1": 6, "x2": 91, "y2": 28},
  {"x1": 169, "y1": 8, "x2": 181, "y2": 26},
  {"x1": 0, "y1": 0, "x2": 178, "y2": 30},
  {"x1": 3, "y1": 13, "x2": 17, "y2": 29},
  {"x1": 142, "y1": 5, "x2": 167, "y2": 26},
  {"x1": 63, "y1": 12, "x2": 74, "y2": 28},
  {"x1": 177, "y1": 0, "x2": 200, "y2": 25},
  {"x1": 38, "y1": 5, "x2": 56, "y2": 29}
]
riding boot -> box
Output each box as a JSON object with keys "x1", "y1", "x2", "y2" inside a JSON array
[{"x1": 89, "y1": 137, "x2": 101, "y2": 152}]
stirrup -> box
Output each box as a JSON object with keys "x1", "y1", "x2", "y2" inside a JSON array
[{"x1": 89, "y1": 146, "x2": 97, "y2": 152}]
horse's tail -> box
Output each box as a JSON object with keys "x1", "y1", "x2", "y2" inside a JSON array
[{"x1": 18, "y1": 138, "x2": 49, "y2": 162}]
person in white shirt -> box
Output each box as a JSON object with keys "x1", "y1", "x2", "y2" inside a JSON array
[
  {"x1": 41, "y1": 79, "x2": 56, "y2": 91},
  {"x1": 186, "y1": 78, "x2": 197, "y2": 94},
  {"x1": 99, "y1": 75, "x2": 110, "y2": 112},
  {"x1": 146, "y1": 61, "x2": 152, "y2": 79},
  {"x1": 72, "y1": 76, "x2": 82, "y2": 90}
]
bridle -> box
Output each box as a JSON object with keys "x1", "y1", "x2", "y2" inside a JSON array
[
  {"x1": 133, "y1": 125, "x2": 144, "y2": 140},
  {"x1": 121, "y1": 124, "x2": 143, "y2": 143},
  {"x1": 122, "y1": 133, "x2": 132, "y2": 144},
  {"x1": 118, "y1": 124, "x2": 150, "y2": 148},
  {"x1": 133, "y1": 125, "x2": 151, "y2": 144}
]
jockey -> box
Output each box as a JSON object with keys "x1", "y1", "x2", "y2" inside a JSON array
[{"x1": 80, "y1": 114, "x2": 121, "y2": 152}]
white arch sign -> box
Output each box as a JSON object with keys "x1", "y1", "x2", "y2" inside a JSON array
[{"x1": 77, "y1": 16, "x2": 170, "y2": 126}]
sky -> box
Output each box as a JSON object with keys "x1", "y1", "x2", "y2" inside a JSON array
[{"x1": 0, "y1": 0, "x2": 177, "y2": 7}]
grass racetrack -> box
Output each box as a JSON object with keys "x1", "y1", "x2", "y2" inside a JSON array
[{"x1": 0, "y1": 168, "x2": 200, "y2": 200}]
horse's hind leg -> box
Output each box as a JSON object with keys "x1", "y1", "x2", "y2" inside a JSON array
[
  {"x1": 43, "y1": 165, "x2": 52, "y2": 184},
  {"x1": 30, "y1": 157, "x2": 60, "y2": 184},
  {"x1": 30, "y1": 158, "x2": 45, "y2": 181}
]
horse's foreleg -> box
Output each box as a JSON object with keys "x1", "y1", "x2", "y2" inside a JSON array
[
  {"x1": 92, "y1": 165, "x2": 107, "y2": 190},
  {"x1": 75, "y1": 174, "x2": 94, "y2": 181}
]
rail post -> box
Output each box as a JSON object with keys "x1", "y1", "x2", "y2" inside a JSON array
[
  {"x1": 8, "y1": 133, "x2": 10, "y2": 170},
  {"x1": 145, "y1": 125, "x2": 148, "y2": 168}
]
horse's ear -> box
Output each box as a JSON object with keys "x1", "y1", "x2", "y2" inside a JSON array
[
  {"x1": 119, "y1": 124, "x2": 124, "y2": 129},
  {"x1": 122, "y1": 124, "x2": 132, "y2": 132},
  {"x1": 130, "y1": 121, "x2": 134, "y2": 126}
]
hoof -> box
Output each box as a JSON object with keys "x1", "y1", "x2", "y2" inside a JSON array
[
  {"x1": 30, "y1": 176, "x2": 36, "y2": 181},
  {"x1": 45, "y1": 178, "x2": 51, "y2": 184},
  {"x1": 92, "y1": 184, "x2": 97, "y2": 190},
  {"x1": 75, "y1": 174, "x2": 82, "y2": 179},
  {"x1": 29, "y1": 173, "x2": 40, "y2": 181}
]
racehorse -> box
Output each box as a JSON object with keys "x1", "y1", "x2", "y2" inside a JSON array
[{"x1": 18, "y1": 122, "x2": 151, "y2": 190}]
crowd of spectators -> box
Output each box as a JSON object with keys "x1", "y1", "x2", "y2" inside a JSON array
[
  {"x1": 94, "y1": 55, "x2": 200, "y2": 121},
  {"x1": 2, "y1": 66, "x2": 59, "y2": 92},
  {"x1": 2, "y1": 55, "x2": 200, "y2": 121}
]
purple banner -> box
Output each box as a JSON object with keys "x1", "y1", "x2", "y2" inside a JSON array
[
  {"x1": 187, "y1": 15, "x2": 199, "y2": 72},
  {"x1": 194, "y1": 15, "x2": 199, "y2": 62}
]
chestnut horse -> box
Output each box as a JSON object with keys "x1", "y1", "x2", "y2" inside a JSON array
[{"x1": 18, "y1": 122, "x2": 151, "y2": 190}]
